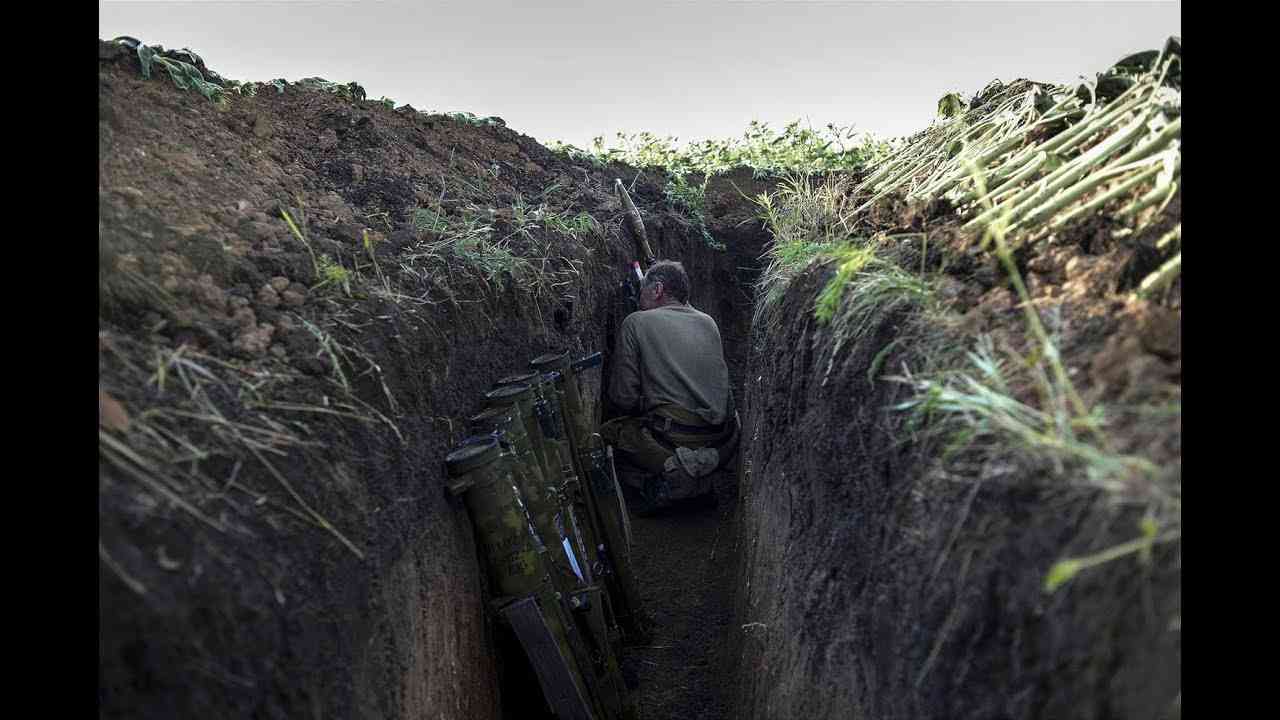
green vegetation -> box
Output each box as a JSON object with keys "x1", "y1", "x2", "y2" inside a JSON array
[
  {"x1": 750, "y1": 38, "x2": 1182, "y2": 591},
  {"x1": 752, "y1": 173, "x2": 861, "y2": 328},
  {"x1": 421, "y1": 111, "x2": 508, "y2": 128},
  {"x1": 588, "y1": 119, "x2": 891, "y2": 177},
  {"x1": 663, "y1": 174, "x2": 721, "y2": 250},
  {"x1": 812, "y1": 244, "x2": 876, "y2": 323},
  {"x1": 542, "y1": 208, "x2": 601, "y2": 240},
  {"x1": 295, "y1": 77, "x2": 368, "y2": 100},
  {"x1": 936, "y1": 92, "x2": 967, "y2": 119},
  {"x1": 548, "y1": 119, "x2": 891, "y2": 253},
  {"x1": 858, "y1": 37, "x2": 1181, "y2": 273},
  {"x1": 113, "y1": 37, "x2": 225, "y2": 102},
  {"x1": 545, "y1": 141, "x2": 607, "y2": 169},
  {"x1": 111, "y1": 38, "x2": 394, "y2": 112}
]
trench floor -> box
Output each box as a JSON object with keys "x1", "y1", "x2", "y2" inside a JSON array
[{"x1": 617, "y1": 468, "x2": 740, "y2": 720}]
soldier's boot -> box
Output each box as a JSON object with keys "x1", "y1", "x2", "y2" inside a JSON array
[{"x1": 630, "y1": 473, "x2": 672, "y2": 517}]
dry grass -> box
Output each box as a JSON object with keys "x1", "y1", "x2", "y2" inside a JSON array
[{"x1": 99, "y1": 332, "x2": 375, "y2": 559}]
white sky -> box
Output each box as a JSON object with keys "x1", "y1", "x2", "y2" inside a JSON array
[{"x1": 99, "y1": 1, "x2": 1181, "y2": 149}]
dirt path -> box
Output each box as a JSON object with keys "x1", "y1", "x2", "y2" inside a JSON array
[{"x1": 617, "y1": 469, "x2": 740, "y2": 720}]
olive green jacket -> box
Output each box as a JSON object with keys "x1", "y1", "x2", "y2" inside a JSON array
[{"x1": 609, "y1": 304, "x2": 731, "y2": 426}]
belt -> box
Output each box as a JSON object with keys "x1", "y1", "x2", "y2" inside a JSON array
[{"x1": 647, "y1": 415, "x2": 725, "y2": 435}]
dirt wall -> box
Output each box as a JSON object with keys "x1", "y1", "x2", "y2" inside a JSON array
[
  {"x1": 98, "y1": 39, "x2": 769, "y2": 718},
  {"x1": 731, "y1": 259, "x2": 1181, "y2": 719},
  {"x1": 97, "y1": 41, "x2": 600, "y2": 719}
]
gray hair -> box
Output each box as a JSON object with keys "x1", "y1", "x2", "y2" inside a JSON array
[{"x1": 644, "y1": 260, "x2": 690, "y2": 303}]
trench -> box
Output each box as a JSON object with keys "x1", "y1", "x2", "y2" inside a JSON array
[
  {"x1": 607, "y1": 184, "x2": 769, "y2": 720},
  {"x1": 489, "y1": 171, "x2": 774, "y2": 720},
  {"x1": 99, "y1": 46, "x2": 1179, "y2": 720}
]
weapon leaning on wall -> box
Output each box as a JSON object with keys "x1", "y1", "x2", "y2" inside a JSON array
[{"x1": 444, "y1": 350, "x2": 644, "y2": 720}]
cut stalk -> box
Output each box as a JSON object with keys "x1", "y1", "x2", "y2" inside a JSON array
[
  {"x1": 1137, "y1": 252, "x2": 1181, "y2": 299},
  {"x1": 1156, "y1": 224, "x2": 1181, "y2": 250},
  {"x1": 873, "y1": 154, "x2": 935, "y2": 194},
  {"x1": 998, "y1": 108, "x2": 1154, "y2": 228},
  {"x1": 1108, "y1": 117, "x2": 1181, "y2": 168},
  {"x1": 986, "y1": 152, "x2": 1049, "y2": 200},
  {"x1": 855, "y1": 155, "x2": 937, "y2": 212},
  {"x1": 1038, "y1": 84, "x2": 1149, "y2": 157},
  {"x1": 1047, "y1": 163, "x2": 1161, "y2": 229},
  {"x1": 1118, "y1": 176, "x2": 1179, "y2": 218},
  {"x1": 858, "y1": 153, "x2": 915, "y2": 192},
  {"x1": 964, "y1": 180, "x2": 1045, "y2": 229},
  {"x1": 971, "y1": 133, "x2": 1026, "y2": 169},
  {"x1": 1022, "y1": 153, "x2": 1167, "y2": 229}
]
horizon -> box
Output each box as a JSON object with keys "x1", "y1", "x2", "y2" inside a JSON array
[{"x1": 99, "y1": 1, "x2": 1182, "y2": 149}]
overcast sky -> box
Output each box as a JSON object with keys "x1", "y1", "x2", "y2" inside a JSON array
[{"x1": 99, "y1": 1, "x2": 1181, "y2": 149}]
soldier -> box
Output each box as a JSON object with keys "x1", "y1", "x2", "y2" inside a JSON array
[{"x1": 601, "y1": 260, "x2": 739, "y2": 515}]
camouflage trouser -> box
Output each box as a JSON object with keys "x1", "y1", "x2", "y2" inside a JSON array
[{"x1": 598, "y1": 413, "x2": 739, "y2": 499}]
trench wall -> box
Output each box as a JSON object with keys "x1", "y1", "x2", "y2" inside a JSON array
[
  {"x1": 731, "y1": 264, "x2": 1181, "y2": 719},
  {"x1": 98, "y1": 40, "x2": 766, "y2": 716}
]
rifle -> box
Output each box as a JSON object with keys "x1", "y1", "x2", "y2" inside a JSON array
[{"x1": 614, "y1": 178, "x2": 656, "y2": 314}]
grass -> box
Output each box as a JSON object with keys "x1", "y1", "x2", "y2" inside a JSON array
[
  {"x1": 890, "y1": 159, "x2": 1178, "y2": 589},
  {"x1": 749, "y1": 39, "x2": 1182, "y2": 593},
  {"x1": 664, "y1": 173, "x2": 722, "y2": 250},
  {"x1": 404, "y1": 197, "x2": 585, "y2": 316},
  {"x1": 544, "y1": 209, "x2": 600, "y2": 240},
  {"x1": 813, "y1": 244, "x2": 877, "y2": 324},
  {"x1": 892, "y1": 334, "x2": 1155, "y2": 486},
  {"x1": 100, "y1": 335, "x2": 374, "y2": 559},
  {"x1": 751, "y1": 173, "x2": 861, "y2": 332}
]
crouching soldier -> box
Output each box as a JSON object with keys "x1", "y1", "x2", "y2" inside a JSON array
[{"x1": 601, "y1": 260, "x2": 740, "y2": 515}]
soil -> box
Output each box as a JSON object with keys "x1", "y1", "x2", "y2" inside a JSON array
[
  {"x1": 611, "y1": 171, "x2": 773, "y2": 720},
  {"x1": 99, "y1": 39, "x2": 769, "y2": 720},
  {"x1": 732, "y1": 177, "x2": 1181, "y2": 717},
  {"x1": 617, "y1": 471, "x2": 739, "y2": 720},
  {"x1": 99, "y1": 38, "x2": 1179, "y2": 720}
]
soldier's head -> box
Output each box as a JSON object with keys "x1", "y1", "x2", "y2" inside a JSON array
[{"x1": 641, "y1": 260, "x2": 690, "y2": 310}]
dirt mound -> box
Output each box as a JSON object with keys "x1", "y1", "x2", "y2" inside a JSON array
[
  {"x1": 731, "y1": 178, "x2": 1180, "y2": 717},
  {"x1": 98, "y1": 39, "x2": 766, "y2": 719}
]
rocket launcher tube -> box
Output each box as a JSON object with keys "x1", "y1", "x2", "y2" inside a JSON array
[{"x1": 615, "y1": 178, "x2": 656, "y2": 267}]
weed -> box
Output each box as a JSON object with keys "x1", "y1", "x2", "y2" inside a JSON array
[
  {"x1": 547, "y1": 141, "x2": 607, "y2": 169},
  {"x1": 413, "y1": 207, "x2": 449, "y2": 235},
  {"x1": 361, "y1": 229, "x2": 392, "y2": 297},
  {"x1": 751, "y1": 173, "x2": 864, "y2": 332},
  {"x1": 544, "y1": 209, "x2": 599, "y2": 239},
  {"x1": 280, "y1": 202, "x2": 325, "y2": 282},
  {"x1": 813, "y1": 244, "x2": 877, "y2": 324},
  {"x1": 664, "y1": 173, "x2": 722, "y2": 250},
  {"x1": 421, "y1": 111, "x2": 506, "y2": 128},
  {"x1": 589, "y1": 119, "x2": 891, "y2": 178},
  {"x1": 225, "y1": 79, "x2": 257, "y2": 97},
  {"x1": 936, "y1": 92, "x2": 967, "y2": 119},
  {"x1": 295, "y1": 77, "x2": 367, "y2": 100},
  {"x1": 1044, "y1": 513, "x2": 1178, "y2": 592},
  {"x1": 114, "y1": 37, "x2": 225, "y2": 102},
  {"x1": 98, "y1": 334, "x2": 370, "y2": 559},
  {"x1": 893, "y1": 335, "x2": 1154, "y2": 484}
]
